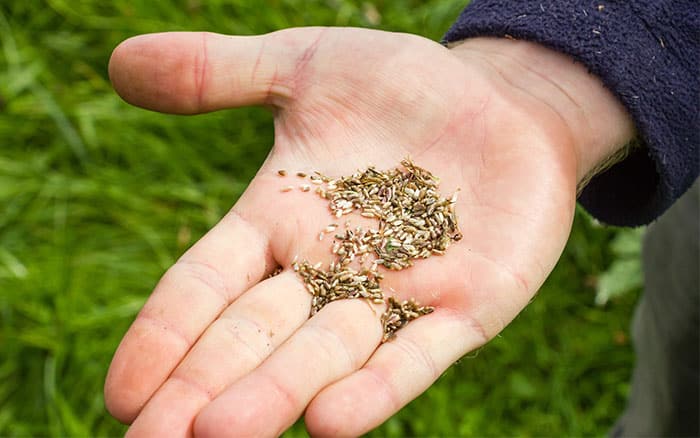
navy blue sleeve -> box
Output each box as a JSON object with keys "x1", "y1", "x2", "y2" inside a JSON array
[{"x1": 443, "y1": 1, "x2": 699, "y2": 226}]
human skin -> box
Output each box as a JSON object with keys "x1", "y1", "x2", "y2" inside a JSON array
[{"x1": 104, "y1": 27, "x2": 634, "y2": 437}]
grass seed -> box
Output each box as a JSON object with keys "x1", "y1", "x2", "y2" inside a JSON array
[{"x1": 292, "y1": 158, "x2": 460, "y2": 341}]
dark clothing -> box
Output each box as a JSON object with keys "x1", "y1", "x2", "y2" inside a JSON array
[
  {"x1": 612, "y1": 182, "x2": 699, "y2": 437},
  {"x1": 443, "y1": 1, "x2": 700, "y2": 227},
  {"x1": 443, "y1": 3, "x2": 700, "y2": 435}
]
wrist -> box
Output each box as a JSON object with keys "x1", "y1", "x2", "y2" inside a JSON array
[{"x1": 447, "y1": 37, "x2": 636, "y2": 184}]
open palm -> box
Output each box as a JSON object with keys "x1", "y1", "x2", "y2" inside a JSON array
[{"x1": 105, "y1": 27, "x2": 584, "y2": 437}]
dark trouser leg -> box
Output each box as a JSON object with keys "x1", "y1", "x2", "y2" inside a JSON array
[{"x1": 612, "y1": 181, "x2": 699, "y2": 437}]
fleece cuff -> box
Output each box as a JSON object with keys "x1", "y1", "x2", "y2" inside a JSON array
[{"x1": 444, "y1": 1, "x2": 699, "y2": 226}]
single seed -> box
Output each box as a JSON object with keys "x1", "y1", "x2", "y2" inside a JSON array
[
  {"x1": 297, "y1": 171, "x2": 307, "y2": 178},
  {"x1": 277, "y1": 170, "x2": 287, "y2": 176}
]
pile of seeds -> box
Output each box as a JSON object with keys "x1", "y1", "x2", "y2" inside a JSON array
[
  {"x1": 281, "y1": 158, "x2": 461, "y2": 341},
  {"x1": 381, "y1": 297, "x2": 434, "y2": 342},
  {"x1": 294, "y1": 259, "x2": 384, "y2": 316},
  {"x1": 315, "y1": 159, "x2": 462, "y2": 268}
]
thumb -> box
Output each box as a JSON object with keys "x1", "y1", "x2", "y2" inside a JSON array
[{"x1": 108, "y1": 28, "x2": 325, "y2": 114}]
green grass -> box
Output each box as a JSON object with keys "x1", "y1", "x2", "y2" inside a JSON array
[{"x1": 0, "y1": 1, "x2": 642, "y2": 436}]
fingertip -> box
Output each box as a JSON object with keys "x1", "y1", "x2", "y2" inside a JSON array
[
  {"x1": 192, "y1": 405, "x2": 218, "y2": 438},
  {"x1": 104, "y1": 351, "x2": 155, "y2": 425},
  {"x1": 103, "y1": 318, "x2": 191, "y2": 424},
  {"x1": 108, "y1": 34, "x2": 148, "y2": 106},
  {"x1": 108, "y1": 32, "x2": 204, "y2": 114},
  {"x1": 104, "y1": 336, "x2": 143, "y2": 423},
  {"x1": 104, "y1": 368, "x2": 139, "y2": 424},
  {"x1": 304, "y1": 391, "x2": 355, "y2": 438},
  {"x1": 305, "y1": 372, "x2": 390, "y2": 438},
  {"x1": 193, "y1": 396, "x2": 253, "y2": 438}
]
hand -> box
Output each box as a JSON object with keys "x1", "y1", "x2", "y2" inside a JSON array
[{"x1": 104, "y1": 27, "x2": 634, "y2": 437}]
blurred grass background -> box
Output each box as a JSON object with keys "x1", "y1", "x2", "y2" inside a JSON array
[{"x1": 0, "y1": 1, "x2": 644, "y2": 436}]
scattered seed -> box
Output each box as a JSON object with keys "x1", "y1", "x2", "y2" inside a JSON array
[
  {"x1": 300, "y1": 184, "x2": 311, "y2": 192},
  {"x1": 277, "y1": 170, "x2": 287, "y2": 176},
  {"x1": 281, "y1": 185, "x2": 294, "y2": 192},
  {"x1": 297, "y1": 171, "x2": 307, "y2": 178}
]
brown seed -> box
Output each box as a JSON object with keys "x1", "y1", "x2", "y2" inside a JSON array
[{"x1": 277, "y1": 170, "x2": 287, "y2": 176}]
